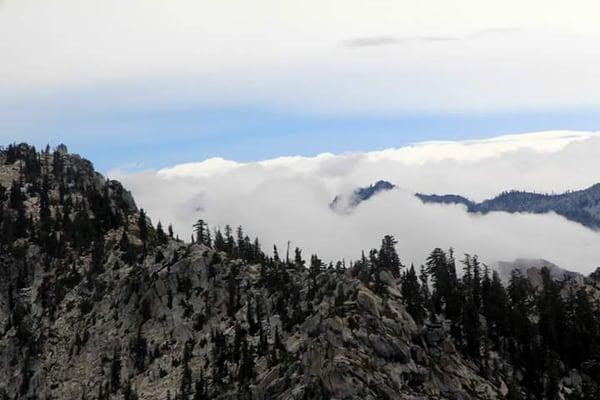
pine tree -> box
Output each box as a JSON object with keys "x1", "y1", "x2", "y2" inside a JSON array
[
  {"x1": 9, "y1": 180, "x2": 23, "y2": 210},
  {"x1": 91, "y1": 230, "x2": 105, "y2": 274},
  {"x1": 179, "y1": 339, "x2": 194, "y2": 397},
  {"x1": 462, "y1": 294, "x2": 481, "y2": 360},
  {"x1": 401, "y1": 265, "x2": 425, "y2": 324},
  {"x1": 138, "y1": 209, "x2": 148, "y2": 246},
  {"x1": 294, "y1": 247, "x2": 305, "y2": 268},
  {"x1": 110, "y1": 347, "x2": 121, "y2": 393},
  {"x1": 246, "y1": 297, "x2": 258, "y2": 335},
  {"x1": 123, "y1": 380, "x2": 138, "y2": 400},
  {"x1": 193, "y1": 219, "x2": 208, "y2": 246},
  {"x1": 309, "y1": 254, "x2": 322, "y2": 279},
  {"x1": 334, "y1": 284, "x2": 346, "y2": 317},
  {"x1": 426, "y1": 248, "x2": 462, "y2": 341},
  {"x1": 426, "y1": 248, "x2": 450, "y2": 313},
  {"x1": 461, "y1": 254, "x2": 482, "y2": 360},
  {"x1": 253, "y1": 237, "x2": 262, "y2": 262},
  {"x1": 238, "y1": 337, "x2": 256, "y2": 384},
  {"x1": 419, "y1": 265, "x2": 431, "y2": 312},
  {"x1": 483, "y1": 270, "x2": 510, "y2": 349},
  {"x1": 15, "y1": 204, "x2": 28, "y2": 239},
  {"x1": 236, "y1": 226, "x2": 244, "y2": 256},
  {"x1": 224, "y1": 225, "x2": 234, "y2": 253},
  {"x1": 378, "y1": 235, "x2": 402, "y2": 278},
  {"x1": 471, "y1": 255, "x2": 482, "y2": 309},
  {"x1": 214, "y1": 229, "x2": 225, "y2": 252},
  {"x1": 129, "y1": 327, "x2": 147, "y2": 372},
  {"x1": 506, "y1": 380, "x2": 523, "y2": 400},
  {"x1": 537, "y1": 267, "x2": 566, "y2": 356},
  {"x1": 193, "y1": 373, "x2": 207, "y2": 400},
  {"x1": 507, "y1": 269, "x2": 535, "y2": 371},
  {"x1": 119, "y1": 230, "x2": 136, "y2": 265},
  {"x1": 156, "y1": 221, "x2": 168, "y2": 245}
]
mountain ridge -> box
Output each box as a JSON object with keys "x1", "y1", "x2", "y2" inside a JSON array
[
  {"x1": 331, "y1": 179, "x2": 600, "y2": 230},
  {"x1": 417, "y1": 183, "x2": 600, "y2": 230},
  {"x1": 2, "y1": 143, "x2": 600, "y2": 399}
]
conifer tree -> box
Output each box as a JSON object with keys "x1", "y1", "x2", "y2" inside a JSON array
[
  {"x1": 91, "y1": 230, "x2": 105, "y2": 274},
  {"x1": 138, "y1": 209, "x2": 148, "y2": 246},
  {"x1": 401, "y1": 264, "x2": 425, "y2": 324},
  {"x1": 119, "y1": 230, "x2": 136, "y2": 265},
  {"x1": 193, "y1": 373, "x2": 207, "y2": 400},
  {"x1": 294, "y1": 247, "x2": 305, "y2": 268},
  {"x1": 110, "y1": 347, "x2": 121, "y2": 393},
  {"x1": 238, "y1": 337, "x2": 255, "y2": 384},
  {"x1": 378, "y1": 235, "x2": 402, "y2": 278},
  {"x1": 214, "y1": 229, "x2": 225, "y2": 252},
  {"x1": 9, "y1": 180, "x2": 23, "y2": 210},
  {"x1": 419, "y1": 265, "x2": 431, "y2": 311},
  {"x1": 156, "y1": 221, "x2": 168, "y2": 245},
  {"x1": 193, "y1": 219, "x2": 208, "y2": 246},
  {"x1": 224, "y1": 225, "x2": 234, "y2": 253},
  {"x1": 309, "y1": 254, "x2": 323, "y2": 279},
  {"x1": 236, "y1": 226, "x2": 244, "y2": 255}
]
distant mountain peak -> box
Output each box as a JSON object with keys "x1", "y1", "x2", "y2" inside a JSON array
[
  {"x1": 494, "y1": 258, "x2": 582, "y2": 287},
  {"x1": 330, "y1": 180, "x2": 396, "y2": 213},
  {"x1": 417, "y1": 183, "x2": 600, "y2": 230},
  {"x1": 415, "y1": 193, "x2": 474, "y2": 209}
]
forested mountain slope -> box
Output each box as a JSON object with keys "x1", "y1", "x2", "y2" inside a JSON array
[
  {"x1": 417, "y1": 185, "x2": 600, "y2": 230},
  {"x1": 331, "y1": 180, "x2": 600, "y2": 231},
  {"x1": 1, "y1": 144, "x2": 600, "y2": 400}
]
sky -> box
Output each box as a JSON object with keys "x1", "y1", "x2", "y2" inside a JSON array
[{"x1": 3, "y1": 1, "x2": 600, "y2": 172}]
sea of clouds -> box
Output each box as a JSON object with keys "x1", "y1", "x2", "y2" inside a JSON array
[{"x1": 112, "y1": 131, "x2": 600, "y2": 274}]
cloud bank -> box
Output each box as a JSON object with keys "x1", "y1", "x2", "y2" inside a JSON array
[{"x1": 112, "y1": 131, "x2": 600, "y2": 274}]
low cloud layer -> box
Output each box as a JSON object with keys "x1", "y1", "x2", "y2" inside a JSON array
[{"x1": 112, "y1": 131, "x2": 600, "y2": 274}]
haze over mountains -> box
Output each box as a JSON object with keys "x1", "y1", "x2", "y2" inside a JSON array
[{"x1": 115, "y1": 131, "x2": 600, "y2": 273}]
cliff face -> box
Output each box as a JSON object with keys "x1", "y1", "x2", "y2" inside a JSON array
[{"x1": 0, "y1": 144, "x2": 583, "y2": 400}]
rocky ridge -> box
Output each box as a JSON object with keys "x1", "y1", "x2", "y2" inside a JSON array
[{"x1": 0, "y1": 144, "x2": 598, "y2": 400}]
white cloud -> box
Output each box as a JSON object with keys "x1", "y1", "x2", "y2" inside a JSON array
[
  {"x1": 158, "y1": 158, "x2": 242, "y2": 179},
  {"x1": 3, "y1": 1, "x2": 600, "y2": 113},
  {"x1": 112, "y1": 130, "x2": 600, "y2": 274}
]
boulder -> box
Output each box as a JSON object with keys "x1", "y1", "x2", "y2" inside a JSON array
[{"x1": 357, "y1": 289, "x2": 380, "y2": 318}]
